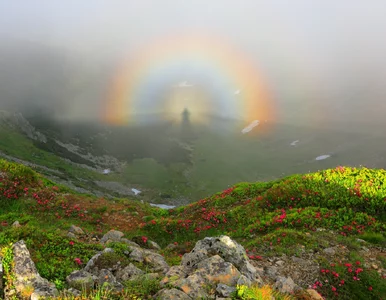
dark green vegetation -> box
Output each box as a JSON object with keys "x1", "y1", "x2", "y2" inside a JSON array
[{"x1": 0, "y1": 159, "x2": 385, "y2": 299}]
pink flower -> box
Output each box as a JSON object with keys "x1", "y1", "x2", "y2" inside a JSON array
[
  {"x1": 74, "y1": 258, "x2": 82, "y2": 265},
  {"x1": 331, "y1": 286, "x2": 337, "y2": 292},
  {"x1": 69, "y1": 241, "x2": 75, "y2": 246},
  {"x1": 141, "y1": 236, "x2": 148, "y2": 244}
]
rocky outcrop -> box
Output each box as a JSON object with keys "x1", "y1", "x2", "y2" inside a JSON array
[
  {"x1": 161, "y1": 235, "x2": 263, "y2": 299},
  {"x1": 10, "y1": 113, "x2": 47, "y2": 143},
  {"x1": 12, "y1": 240, "x2": 58, "y2": 299},
  {"x1": 6, "y1": 232, "x2": 318, "y2": 299}
]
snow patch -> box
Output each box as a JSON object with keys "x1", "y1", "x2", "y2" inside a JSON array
[
  {"x1": 241, "y1": 120, "x2": 259, "y2": 134},
  {"x1": 315, "y1": 154, "x2": 331, "y2": 161},
  {"x1": 131, "y1": 188, "x2": 141, "y2": 195},
  {"x1": 150, "y1": 203, "x2": 176, "y2": 210}
]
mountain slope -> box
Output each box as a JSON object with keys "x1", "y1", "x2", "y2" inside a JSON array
[{"x1": 0, "y1": 159, "x2": 385, "y2": 299}]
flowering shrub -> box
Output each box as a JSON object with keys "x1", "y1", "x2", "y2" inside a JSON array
[{"x1": 313, "y1": 260, "x2": 386, "y2": 299}]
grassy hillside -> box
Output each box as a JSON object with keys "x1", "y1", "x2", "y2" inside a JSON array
[{"x1": 0, "y1": 159, "x2": 385, "y2": 299}]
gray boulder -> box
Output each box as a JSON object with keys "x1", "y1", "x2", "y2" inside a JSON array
[
  {"x1": 115, "y1": 263, "x2": 145, "y2": 281},
  {"x1": 12, "y1": 240, "x2": 58, "y2": 299},
  {"x1": 69, "y1": 225, "x2": 85, "y2": 236},
  {"x1": 195, "y1": 255, "x2": 241, "y2": 286},
  {"x1": 155, "y1": 288, "x2": 192, "y2": 300},
  {"x1": 160, "y1": 266, "x2": 187, "y2": 287},
  {"x1": 182, "y1": 235, "x2": 261, "y2": 283},
  {"x1": 143, "y1": 250, "x2": 170, "y2": 274},
  {"x1": 174, "y1": 273, "x2": 209, "y2": 299},
  {"x1": 274, "y1": 276, "x2": 299, "y2": 294},
  {"x1": 216, "y1": 283, "x2": 236, "y2": 297},
  {"x1": 66, "y1": 270, "x2": 94, "y2": 291},
  {"x1": 96, "y1": 269, "x2": 123, "y2": 291},
  {"x1": 100, "y1": 230, "x2": 124, "y2": 244}
]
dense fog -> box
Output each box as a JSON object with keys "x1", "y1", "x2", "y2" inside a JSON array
[{"x1": 0, "y1": 0, "x2": 385, "y2": 132}]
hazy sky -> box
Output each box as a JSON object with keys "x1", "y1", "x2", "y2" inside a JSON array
[{"x1": 1, "y1": 1, "x2": 386, "y2": 127}]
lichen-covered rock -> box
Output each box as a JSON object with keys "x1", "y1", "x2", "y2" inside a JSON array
[
  {"x1": 96, "y1": 269, "x2": 123, "y2": 291},
  {"x1": 143, "y1": 250, "x2": 170, "y2": 274},
  {"x1": 100, "y1": 230, "x2": 124, "y2": 244},
  {"x1": 175, "y1": 273, "x2": 208, "y2": 299},
  {"x1": 83, "y1": 248, "x2": 114, "y2": 273},
  {"x1": 148, "y1": 240, "x2": 162, "y2": 251},
  {"x1": 67, "y1": 232, "x2": 77, "y2": 239},
  {"x1": 129, "y1": 247, "x2": 144, "y2": 262},
  {"x1": 181, "y1": 248, "x2": 208, "y2": 270},
  {"x1": 193, "y1": 236, "x2": 248, "y2": 268},
  {"x1": 66, "y1": 270, "x2": 94, "y2": 291},
  {"x1": 237, "y1": 275, "x2": 252, "y2": 287},
  {"x1": 160, "y1": 265, "x2": 187, "y2": 287},
  {"x1": 274, "y1": 276, "x2": 298, "y2": 294},
  {"x1": 115, "y1": 263, "x2": 145, "y2": 281},
  {"x1": 216, "y1": 283, "x2": 236, "y2": 297},
  {"x1": 12, "y1": 240, "x2": 58, "y2": 299},
  {"x1": 182, "y1": 235, "x2": 261, "y2": 283},
  {"x1": 195, "y1": 255, "x2": 241, "y2": 286},
  {"x1": 66, "y1": 288, "x2": 81, "y2": 297},
  {"x1": 120, "y1": 238, "x2": 140, "y2": 248},
  {"x1": 154, "y1": 288, "x2": 192, "y2": 300}
]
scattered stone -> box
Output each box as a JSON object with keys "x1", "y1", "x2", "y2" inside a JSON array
[
  {"x1": 12, "y1": 221, "x2": 21, "y2": 227},
  {"x1": 68, "y1": 225, "x2": 85, "y2": 235},
  {"x1": 160, "y1": 266, "x2": 187, "y2": 287},
  {"x1": 115, "y1": 263, "x2": 145, "y2": 281},
  {"x1": 371, "y1": 264, "x2": 379, "y2": 270},
  {"x1": 100, "y1": 230, "x2": 124, "y2": 244},
  {"x1": 67, "y1": 232, "x2": 77, "y2": 239},
  {"x1": 323, "y1": 247, "x2": 336, "y2": 255},
  {"x1": 274, "y1": 276, "x2": 298, "y2": 294},
  {"x1": 176, "y1": 273, "x2": 209, "y2": 299},
  {"x1": 361, "y1": 246, "x2": 370, "y2": 252},
  {"x1": 66, "y1": 270, "x2": 94, "y2": 291},
  {"x1": 154, "y1": 288, "x2": 192, "y2": 299},
  {"x1": 143, "y1": 251, "x2": 170, "y2": 273},
  {"x1": 66, "y1": 288, "x2": 81, "y2": 297},
  {"x1": 96, "y1": 269, "x2": 123, "y2": 291},
  {"x1": 216, "y1": 283, "x2": 236, "y2": 297},
  {"x1": 237, "y1": 275, "x2": 252, "y2": 287},
  {"x1": 195, "y1": 255, "x2": 241, "y2": 286},
  {"x1": 120, "y1": 238, "x2": 140, "y2": 248},
  {"x1": 84, "y1": 248, "x2": 114, "y2": 273},
  {"x1": 165, "y1": 243, "x2": 178, "y2": 251},
  {"x1": 265, "y1": 266, "x2": 278, "y2": 278},
  {"x1": 275, "y1": 260, "x2": 285, "y2": 266},
  {"x1": 148, "y1": 240, "x2": 162, "y2": 251},
  {"x1": 129, "y1": 247, "x2": 144, "y2": 262}
]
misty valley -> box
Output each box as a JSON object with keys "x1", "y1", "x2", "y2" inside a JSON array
[{"x1": 1, "y1": 109, "x2": 386, "y2": 207}]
